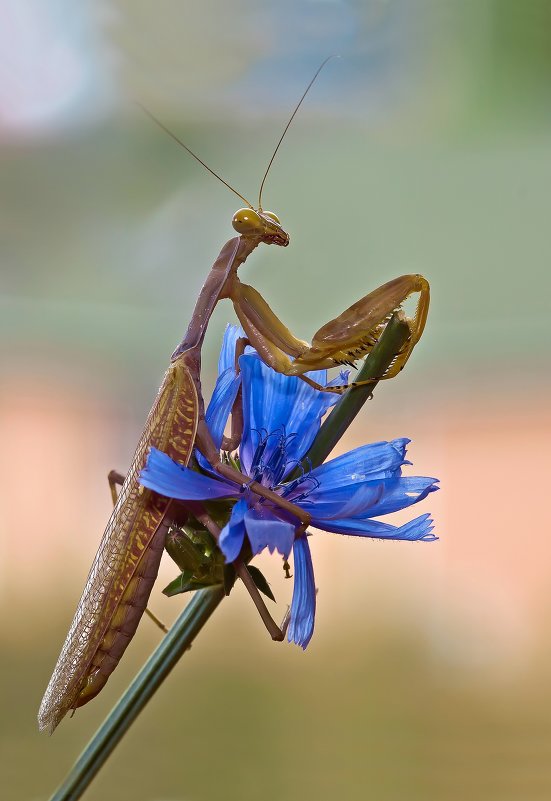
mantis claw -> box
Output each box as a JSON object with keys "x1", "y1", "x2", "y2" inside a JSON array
[{"x1": 231, "y1": 273, "x2": 429, "y2": 383}]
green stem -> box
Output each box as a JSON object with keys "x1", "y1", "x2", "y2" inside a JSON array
[
  {"x1": 48, "y1": 587, "x2": 224, "y2": 801},
  {"x1": 298, "y1": 311, "x2": 411, "y2": 471}
]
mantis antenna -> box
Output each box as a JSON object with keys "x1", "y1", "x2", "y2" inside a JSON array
[
  {"x1": 139, "y1": 56, "x2": 337, "y2": 212},
  {"x1": 257, "y1": 55, "x2": 338, "y2": 211},
  {"x1": 137, "y1": 102, "x2": 255, "y2": 209}
]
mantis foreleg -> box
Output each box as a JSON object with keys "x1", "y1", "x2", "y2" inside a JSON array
[{"x1": 230, "y1": 274, "x2": 430, "y2": 387}]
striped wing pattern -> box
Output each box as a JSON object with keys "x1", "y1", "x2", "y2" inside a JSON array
[{"x1": 38, "y1": 358, "x2": 198, "y2": 733}]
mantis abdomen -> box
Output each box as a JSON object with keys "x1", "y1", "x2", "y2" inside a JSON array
[{"x1": 73, "y1": 491, "x2": 170, "y2": 707}]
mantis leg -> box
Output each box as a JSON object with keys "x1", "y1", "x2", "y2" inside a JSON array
[
  {"x1": 107, "y1": 469, "x2": 125, "y2": 505},
  {"x1": 187, "y1": 502, "x2": 284, "y2": 642},
  {"x1": 231, "y1": 274, "x2": 430, "y2": 383},
  {"x1": 107, "y1": 469, "x2": 168, "y2": 634},
  {"x1": 220, "y1": 385, "x2": 243, "y2": 452},
  {"x1": 220, "y1": 336, "x2": 248, "y2": 452}
]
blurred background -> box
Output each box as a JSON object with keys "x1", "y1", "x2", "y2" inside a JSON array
[{"x1": 1, "y1": 1, "x2": 550, "y2": 799}]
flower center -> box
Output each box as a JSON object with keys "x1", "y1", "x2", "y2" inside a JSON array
[
  {"x1": 249, "y1": 428, "x2": 319, "y2": 500},
  {"x1": 250, "y1": 427, "x2": 294, "y2": 487}
]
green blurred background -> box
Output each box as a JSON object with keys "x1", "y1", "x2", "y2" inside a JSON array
[{"x1": 1, "y1": 1, "x2": 551, "y2": 799}]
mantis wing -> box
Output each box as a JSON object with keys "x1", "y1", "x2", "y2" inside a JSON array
[{"x1": 38, "y1": 360, "x2": 198, "y2": 733}]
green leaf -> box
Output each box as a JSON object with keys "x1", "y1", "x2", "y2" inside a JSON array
[
  {"x1": 163, "y1": 571, "x2": 225, "y2": 597},
  {"x1": 247, "y1": 565, "x2": 276, "y2": 602}
]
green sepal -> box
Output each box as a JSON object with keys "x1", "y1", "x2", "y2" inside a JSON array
[
  {"x1": 165, "y1": 526, "x2": 210, "y2": 573},
  {"x1": 164, "y1": 521, "x2": 227, "y2": 593},
  {"x1": 163, "y1": 570, "x2": 227, "y2": 597},
  {"x1": 246, "y1": 565, "x2": 276, "y2": 602}
]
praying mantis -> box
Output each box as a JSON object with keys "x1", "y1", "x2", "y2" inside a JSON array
[{"x1": 38, "y1": 63, "x2": 430, "y2": 734}]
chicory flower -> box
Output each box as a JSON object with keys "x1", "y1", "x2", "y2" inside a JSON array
[{"x1": 140, "y1": 326, "x2": 438, "y2": 649}]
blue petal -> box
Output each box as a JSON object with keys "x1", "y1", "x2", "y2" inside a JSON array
[
  {"x1": 288, "y1": 536, "x2": 316, "y2": 649},
  {"x1": 139, "y1": 447, "x2": 236, "y2": 500},
  {"x1": 197, "y1": 327, "x2": 250, "y2": 473},
  {"x1": 239, "y1": 354, "x2": 338, "y2": 475},
  {"x1": 298, "y1": 476, "x2": 438, "y2": 520},
  {"x1": 357, "y1": 476, "x2": 439, "y2": 518},
  {"x1": 219, "y1": 499, "x2": 247, "y2": 562},
  {"x1": 312, "y1": 512, "x2": 437, "y2": 541},
  {"x1": 284, "y1": 370, "x2": 346, "y2": 466},
  {"x1": 196, "y1": 369, "x2": 241, "y2": 473},
  {"x1": 244, "y1": 505, "x2": 296, "y2": 558},
  {"x1": 298, "y1": 481, "x2": 387, "y2": 519},
  {"x1": 239, "y1": 354, "x2": 302, "y2": 474},
  {"x1": 305, "y1": 439, "x2": 411, "y2": 493}
]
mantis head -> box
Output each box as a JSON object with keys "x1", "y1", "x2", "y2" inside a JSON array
[{"x1": 232, "y1": 208, "x2": 289, "y2": 247}]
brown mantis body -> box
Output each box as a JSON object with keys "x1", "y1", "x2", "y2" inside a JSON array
[
  {"x1": 38, "y1": 66, "x2": 430, "y2": 734},
  {"x1": 38, "y1": 208, "x2": 429, "y2": 733}
]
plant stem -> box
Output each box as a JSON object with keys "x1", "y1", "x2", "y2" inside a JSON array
[
  {"x1": 299, "y1": 311, "x2": 411, "y2": 470},
  {"x1": 48, "y1": 587, "x2": 224, "y2": 801}
]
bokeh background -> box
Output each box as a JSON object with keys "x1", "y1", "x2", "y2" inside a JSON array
[{"x1": 1, "y1": 2, "x2": 550, "y2": 799}]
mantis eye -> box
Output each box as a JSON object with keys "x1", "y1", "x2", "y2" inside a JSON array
[
  {"x1": 232, "y1": 207, "x2": 288, "y2": 246},
  {"x1": 232, "y1": 208, "x2": 262, "y2": 235}
]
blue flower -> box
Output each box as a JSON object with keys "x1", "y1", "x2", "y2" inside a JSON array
[{"x1": 140, "y1": 326, "x2": 438, "y2": 649}]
